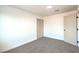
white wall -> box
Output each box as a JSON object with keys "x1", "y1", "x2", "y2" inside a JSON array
[
  {"x1": 43, "y1": 10, "x2": 76, "y2": 40},
  {"x1": 0, "y1": 6, "x2": 40, "y2": 52}
]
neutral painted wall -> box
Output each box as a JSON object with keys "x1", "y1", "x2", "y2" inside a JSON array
[
  {"x1": 43, "y1": 10, "x2": 76, "y2": 40},
  {"x1": 0, "y1": 6, "x2": 40, "y2": 52}
]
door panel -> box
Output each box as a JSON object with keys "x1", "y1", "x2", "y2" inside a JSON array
[
  {"x1": 64, "y1": 13, "x2": 77, "y2": 46},
  {"x1": 37, "y1": 19, "x2": 44, "y2": 39},
  {"x1": 77, "y1": 15, "x2": 79, "y2": 47}
]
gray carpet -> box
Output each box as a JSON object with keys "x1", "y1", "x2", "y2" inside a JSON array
[{"x1": 4, "y1": 37, "x2": 79, "y2": 53}]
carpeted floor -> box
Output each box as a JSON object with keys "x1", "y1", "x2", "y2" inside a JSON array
[{"x1": 4, "y1": 37, "x2": 79, "y2": 53}]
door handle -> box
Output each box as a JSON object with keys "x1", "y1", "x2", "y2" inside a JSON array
[
  {"x1": 64, "y1": 29, "x2": 66, "y2": 31},
  {"x1": 77, "y1": 28, "x2": 79, "y2": 31}
]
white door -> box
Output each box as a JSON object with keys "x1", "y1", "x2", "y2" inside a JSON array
[
  {"x1": 77, "y1": 15, "x2": 79, "y2": 47},
  {"x1": 37, "y1": 19, "x2": 44, "y2": 39},
  {"x1": 64, "y1": 13, "x2": 77, "y2": 46}
]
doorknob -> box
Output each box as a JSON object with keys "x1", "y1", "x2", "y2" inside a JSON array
[
  {"x1": 64, "y1": 29, "x2": 66, "y2": 31},
  {"x1": 77, "y1": 28, "x2": 79, "y2": 31}
]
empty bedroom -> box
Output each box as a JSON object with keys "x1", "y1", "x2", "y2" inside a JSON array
[{"x1": 0, "y1": 5, "x2": 79, "y2": 53}]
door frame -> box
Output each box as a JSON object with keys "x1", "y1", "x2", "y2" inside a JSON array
[
  {"x1": 37, "y1": 18, "x2": 44, "y2": 39},
  {"x1": 64, "y1": 13, "x2": 77, "y2": 46}
]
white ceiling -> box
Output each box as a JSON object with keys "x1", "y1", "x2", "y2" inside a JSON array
[{"x1": 11, "y1": 5, "x2": 77, "y2": 17}]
